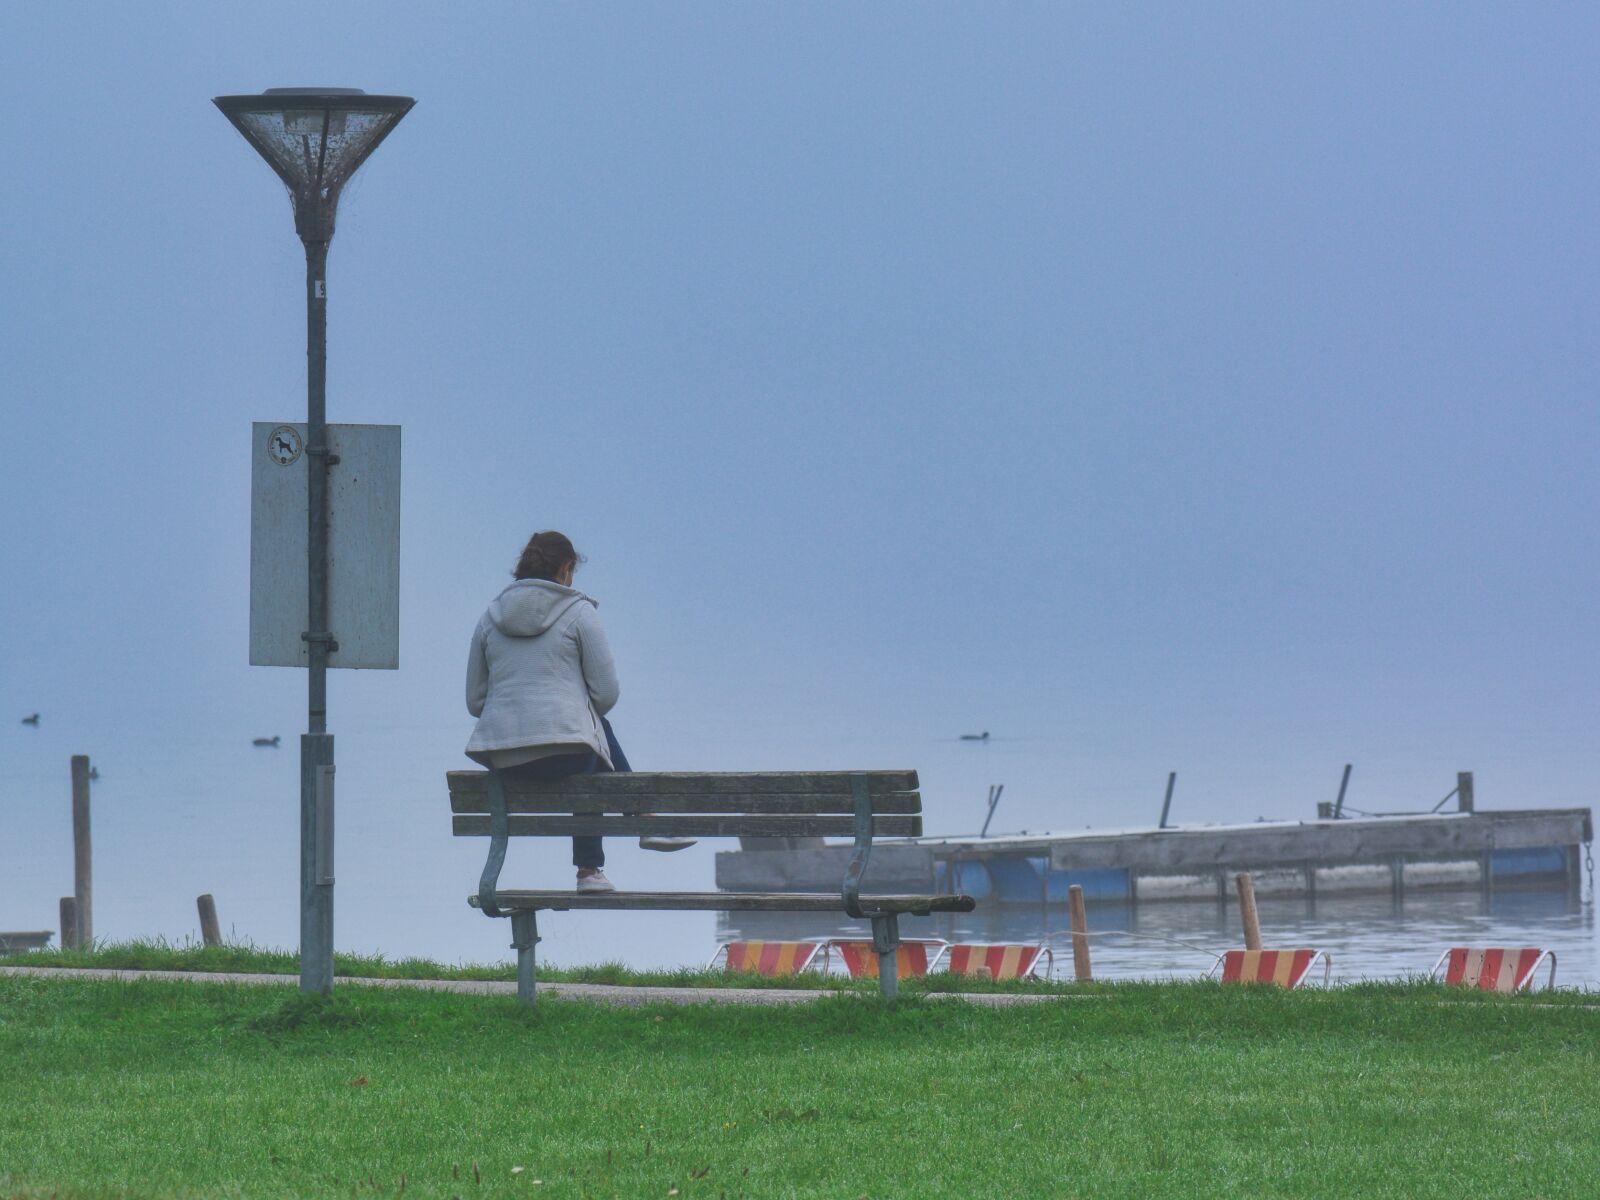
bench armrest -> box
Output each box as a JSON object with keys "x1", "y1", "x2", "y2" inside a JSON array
[
  {"x1": 476, "y1": 768, "x2": 511, "y2": 917},
  {"x1": 841, "y1": 773, "x2": 874, "y2": 918}
]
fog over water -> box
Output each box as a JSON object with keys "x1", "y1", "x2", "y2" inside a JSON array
[
  {"x1": 7, "y1": 717, "x2": 1595, "y2": 984},
  {"x1": 3, "y1": 5, "x2": 1597, "y2": 979}
]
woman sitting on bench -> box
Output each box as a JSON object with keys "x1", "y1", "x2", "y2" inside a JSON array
[{"x1": 464, "y1": 529, "x2": 693, "y2": 893}]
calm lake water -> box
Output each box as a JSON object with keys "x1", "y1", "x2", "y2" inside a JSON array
[
  {"x1": 717, "y1": 888, "x2": 1599, "y2": 986},
  {"x1": 8, "y1": 722, "x2": 1593, "y2": 984}
]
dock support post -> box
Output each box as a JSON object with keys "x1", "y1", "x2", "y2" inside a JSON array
[
  {"x1": 197, "y1": 895, "x2": 222, "y2": 947},
  {"x1": 1457, "y1": 771, "x2": 1474, "y2": 813},
  {"x1": 1067, "y1": 884, "x2": 1092, "y2": 980},
  {"x1": 58, "y1": 897, "x2": 77, "y2": 951},
  {"x1": 1304, "y1": 860, "x2": 1317, "y2": 916},
  {"x1": 510, "y1": 911, "x2": 539, "y2": 1006},
  {"x1": 1235, "y1": 873, "x2": 1261, "y2": 951},
  {"x1": 71, "y1": 755, "x2": 92, "y2": 948},
  {"x1": 1390, "y1": 857, "x2": 1405, "y2": 910}
]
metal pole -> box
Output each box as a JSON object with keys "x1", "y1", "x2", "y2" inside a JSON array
[
  {"x1": 980, "y1": 784, "x2": 1004, "y2": 838},
  {"x1": 511, "y1": 911, "x2": 539, "y2": 1006},
  {"x1": 70, "y1": 755, "x2": 92, "y2": 948},
  {"x1": 1158, "y1": 771, "x2": 1176, "y2": 829},
  {"x1": 305, "y1": 236, "x2": 331, "y2": 735},
  {"x1": 1456, "y1": 771, "x2": 1474, "y2": 814},
  {"x1": 871, "y1": 914, "x2": 900, "y2": 1001},
  {"x1": 300, "y1": 236, "x2": 335, "y2": 995},
  {"x1": 1331, "y1": 763, "x2": 1352, "y2": 820}
]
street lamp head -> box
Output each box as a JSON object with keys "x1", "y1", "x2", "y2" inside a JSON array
[{"x1": 214, "y1": 88, "x2": 414, "y2": 243}]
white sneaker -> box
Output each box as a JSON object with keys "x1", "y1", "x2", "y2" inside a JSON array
[
  {"x1": 639, "y1": 836, "x2": 697, "y2": 852},
  {"x1": 576, "y1": 869, "x2": 616, "y2": 893}
]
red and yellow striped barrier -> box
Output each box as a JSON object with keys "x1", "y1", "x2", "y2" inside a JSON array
[
  {"x1": 832, "y1": 938, "x2": 946, "y2": 980},
  {"x1": 940, "y1": 943, "x2": 1051, "y2": 980},
  {"x1": 1214, "y1": 948, "x2": 1327, "y2": 989},
  {"x1": 711, "y1": 940, "x2": 825, "y2": 977},
  {"x1": 1431, "y1": 947, "x2": 1555, "y2": 992}
]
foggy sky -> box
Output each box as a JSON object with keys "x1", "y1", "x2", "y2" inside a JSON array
[{"x1": 2, "y1": 4, "x2": 1595, "y2": 967}]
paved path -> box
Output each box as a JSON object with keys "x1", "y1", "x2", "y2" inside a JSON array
[{"x1": 0, "y1": 965, "x2": 1067, "y2": 1007}]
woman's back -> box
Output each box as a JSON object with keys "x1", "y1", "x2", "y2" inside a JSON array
[
  {"x1": 465, "y1": 577, "x2": 618, "y2": 767},
  {"x1": 461, "y1": 528, "x2": 691, "y2": 888}
]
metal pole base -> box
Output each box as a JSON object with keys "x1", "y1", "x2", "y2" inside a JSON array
[
  {"x1": 300, "y1": 733, "x2": 335, "y2": 995},
  {"x1": 871, "y1": 914, "x2": 900, "y2": 1000},
  {"x1": 511, "y1": 911, "x2": 540, "y2": 1006}
]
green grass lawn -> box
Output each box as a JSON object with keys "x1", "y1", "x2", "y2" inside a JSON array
[
  {"x1": 0, "y1": 939, "x2": 1077, "y2": 993},
  {"x1": 2, "y1": 974, "x2": 1597, "y2": 1198}
]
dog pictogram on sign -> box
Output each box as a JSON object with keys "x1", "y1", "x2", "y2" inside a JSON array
[{"x1": 267, "y1": 425, "x2": 303, "y2": 466}]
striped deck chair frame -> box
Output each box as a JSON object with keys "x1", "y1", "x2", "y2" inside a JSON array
[
  {"x1": 830, "y1": 938, "x2": 948, "y2": 980},
  {"x1": 707, "y1": 940, "x2": 828, "y2": 977},
  {"x1": 1429, "y1": 947, "x2": 1557, "y2": 992},
  {"x1": 1206, "y1": 948, "x2": 1330, "y2": 989},
  {"x1": 936, "y1": 942, "x2": 1054, "y2": 981}
]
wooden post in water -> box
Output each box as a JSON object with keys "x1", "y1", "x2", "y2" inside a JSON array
[
  {"x1": 1235, "y1": 872, "x2": 1261, "y2": 951},
  {"x1": 1067, "y1": 884, "x2": 1092, "y2": 981},
  {"x1": 59, "y1": 897, "x2": 77, "y2": 951},
  {"x1": 197, "y1": 895, "x2": 222, "y2": 947},
  {"x1": 70, "y1": 756, "x2": 92, "y2": 948}
]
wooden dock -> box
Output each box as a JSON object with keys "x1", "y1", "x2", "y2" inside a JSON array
[
  {"x1": 715, "y1": 807, "x2": 1593, "y2": 907},
  {"x1": 0, "y1": 932, "x2": 55, "y2": 952}
]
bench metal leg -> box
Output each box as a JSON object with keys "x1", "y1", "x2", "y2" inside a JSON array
[
  {"x1": 510, "y1": 910, "x2": 540, "y2": 1006},
  {"x1": 871, "y1": 913, "x2": 900, "y2": 1001}
]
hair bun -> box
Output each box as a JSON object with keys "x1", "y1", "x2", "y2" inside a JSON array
[{"x1": 512, "y1": 530, "x2": 579, "y2": 582}]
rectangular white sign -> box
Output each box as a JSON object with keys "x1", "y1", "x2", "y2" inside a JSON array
[{"x1": 250, "y1": 422, "x2": 401, "y2": 669}]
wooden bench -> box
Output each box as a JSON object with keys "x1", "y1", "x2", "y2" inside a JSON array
[{"x1": 448, "y1": 768, "x2": 975, "y2": 1002}]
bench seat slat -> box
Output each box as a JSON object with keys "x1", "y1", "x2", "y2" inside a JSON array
[
  {"x1": 469, "y1": 890, "x2": 976, "y2": 914},
  {"x1": 446, "y1": 770, "x2": 917, "y2": 798},
  {"x1": 453, "y1": 814, "x2": 922, "y2": 838},
  {"x1": 450, "y1": 792, "x2": 921, "y2": 816}
]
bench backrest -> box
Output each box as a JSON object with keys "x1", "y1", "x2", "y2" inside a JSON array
[{"x1": 448, "y1": 770, "x2": 922, "y2": 839}]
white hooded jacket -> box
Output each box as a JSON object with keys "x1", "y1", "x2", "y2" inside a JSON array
[{"x1": 464, "y1": 579, "x2": 619, "y2": 768}]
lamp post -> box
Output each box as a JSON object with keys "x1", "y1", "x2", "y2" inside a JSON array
[{"x1": 215, "y1": 88, "x2": 414, "y2": 994}]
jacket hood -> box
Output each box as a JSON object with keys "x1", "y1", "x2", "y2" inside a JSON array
[{"x1": 485, "y1": 579, "x2": 596, "y2": 638}]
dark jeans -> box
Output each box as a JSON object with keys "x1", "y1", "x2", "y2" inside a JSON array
[{"x1": 499, "y1": 717, "x2": 631, "y2": 870}]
